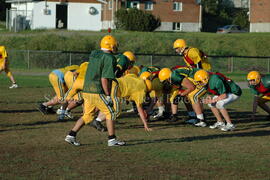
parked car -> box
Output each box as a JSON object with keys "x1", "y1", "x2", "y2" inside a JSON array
[{"x1": 216, "y1": 25, "x2": 248, "y2": 33}]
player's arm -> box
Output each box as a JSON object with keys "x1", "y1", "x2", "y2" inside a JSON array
[
  {"x1": 101, "y1": 78, "x2": 112, "y2": 96},
  {"x1": 210, "y1": 93, "x2": 227, "y2": 103},
  {"x1": 136, "y1": 104, "x2": 152, "y2": 132},
  {"x1": 179, "y1": 78, "x2": 195, "y2": 96}
]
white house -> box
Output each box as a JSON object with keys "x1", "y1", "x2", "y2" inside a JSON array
[{"x1": 6, "y1": 0, "x2": 104, "y2": 31}]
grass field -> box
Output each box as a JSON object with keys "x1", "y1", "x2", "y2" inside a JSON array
[{"x1": 1, "y1": 74, "x2": 270, "y2": 179}]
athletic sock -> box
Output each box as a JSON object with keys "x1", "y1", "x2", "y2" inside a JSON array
[
  {"x1": 197, "y1": 114, "x2": 204, "y2": 121},
  {"x1": 69, "y1": 130, "x2": 77, "y2": 137},
  {"x1": 108, "y1": 135, "x2": 116, "y2": 140}
]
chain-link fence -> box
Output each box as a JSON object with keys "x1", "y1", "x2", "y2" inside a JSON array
[{"x1": 7, "y1": 49, "x2": 270, "y2": 73}]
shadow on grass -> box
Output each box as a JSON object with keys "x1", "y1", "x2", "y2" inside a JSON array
[
  {"x1": 0, "y1": 109, "x2": 40, "y2": 113},
  {"x1": 0, "y1": 126, "x2": 49, "y2": 133},
  {"x1": 126, "y1": 129, "x2": 270, "y2": 146}
]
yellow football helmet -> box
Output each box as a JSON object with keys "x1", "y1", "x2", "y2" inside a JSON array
[
  {"x1": 123, "y1": 51, "x2": 136, "y2": 62},
  {"x1": 140, "y1": 71, "x2": 151, "y2": 80},
  {"x1": 145, "y1": 79, "x2": 152, "y2": 92},
  {"x1": 158, "y1": 68, "x2": 172, "y2": 82},
  {"x1": 247, "y1": 71, "x2": 261, "y2": 84},
  {"x1": 194, "y1": 70, "x2": 209, "y2": 85},
  {"x1": 173, "y1": 39, "x2": 186, "y2": 49},
  {"x1": 100, "y1": 35, "x2": 118, "y2": 52}
]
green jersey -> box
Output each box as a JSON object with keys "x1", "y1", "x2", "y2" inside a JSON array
[
  {"x1": 171, "y1": 67, "x2": 199, "y2": 86},
  {"x1": 208, "y1": 74, "x2": 242, "y2": 96},
  {"x1": 140, "y1": 66, "x2": 160, "y2": 75},
  {"x1": 249, "y1": 75, "x2": 270, "y2": 95},
  {"x1": 83, "y1": 50, "x2": 117, "y2": 94},
  {"x1": 115, "y1": 54, "x2": 131, "y2": 72}
]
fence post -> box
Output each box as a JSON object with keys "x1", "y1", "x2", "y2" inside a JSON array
[
  {"x1": 150, "y1": 55, "x2": 153, "y2": 66},
  {"x1": 69, "y1": 53, "x2": 72, "y2": 65},
  {"x1": 267, "y1": 58, "x2": 270, "y2": 73},
  {"x1": 231, "y1": 57, "x2": 234, "y2": 73},
  {"x1": 27, "y1": 50, "x2": 30, "y2": 69}
]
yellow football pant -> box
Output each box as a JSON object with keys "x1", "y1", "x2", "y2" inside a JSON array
[
  {"x1": 82, "y1": 93, "x2": 116, "y2": 124},
  {"x1": 64, "y1": 71, "x2": 82, "y2": 101},
  {"x1": 111, "y1": 81, "x2": 121, "y2": 118},
  {"x1": 49, "y1": 72, "x2": 68, "y2": 101}
]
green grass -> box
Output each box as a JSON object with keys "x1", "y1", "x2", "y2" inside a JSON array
[
  {"x1": 1, "y1": 74, "x2": 270, "y2": 179},
  {"x1": 1, "y1": 31, "x2": 270, "y2": 56}
]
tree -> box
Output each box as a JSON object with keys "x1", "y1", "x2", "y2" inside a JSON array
[{"x1": 115, "y1": 8, "x2": 160, "y2": 32}]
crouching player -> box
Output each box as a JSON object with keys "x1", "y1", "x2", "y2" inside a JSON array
[
  {"x1": 247, "y1": 71, "x2": 270, "y2": 120},
  {"x1": 194, "y1": 70, "x2": 242, "y2": 131},
  {"x1": 97, "y1": 73, "x2": 153, "y2": 131},
  {"x1": 158, "y1": 67, "x2": 207, "y2": 126},
  {"x1": 38, "y1": 64, "x2": 79, "y2": 115}
]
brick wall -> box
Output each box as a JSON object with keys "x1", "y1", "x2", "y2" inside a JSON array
[{"x1": 250, "y1": 0, "x2": 270, "y2": 23}]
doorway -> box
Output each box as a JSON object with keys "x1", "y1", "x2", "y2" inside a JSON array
[{"x1": 56, "y1": 4, "x2": 67, "y2": 29}]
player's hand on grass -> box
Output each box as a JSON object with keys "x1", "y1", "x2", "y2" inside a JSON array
[{"x1": 144, "y1": 126, "x2": 153, "y2": 132}]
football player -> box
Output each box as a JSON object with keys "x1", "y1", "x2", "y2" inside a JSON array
[
  {"x1": 194, "y1": 70, "x2": 242, "y2": 131},
  {"x1": 247, "y1": 71, "x2": 270, "y2": 120}
]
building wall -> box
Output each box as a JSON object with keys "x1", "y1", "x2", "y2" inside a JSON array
[
  {"x1": 32, "y1": 1, "x2": 56, "y2": 29},
  {"x1": 156, "y1": 22, "x2": 199, "y2": 32},
  {"x1": 68, "y1": 3, "x2": 102, "y2": 30},
  {"x1": 150, "y1": 0, "x2": 200, "y2": 22},
  {"x1": 101, "y1": 0, "x2": 200, "y2": 31},
  {"x1": 250, "y1": 0, "x2": 270, "y2": 32}
]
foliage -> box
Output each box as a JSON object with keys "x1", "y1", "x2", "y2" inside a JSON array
[
  {"x1": 115, "y1": 8, "x2": 160, "y2": 32},
  {"x1": 201, "y1": 0, "x2": 249, "y2": 32}
]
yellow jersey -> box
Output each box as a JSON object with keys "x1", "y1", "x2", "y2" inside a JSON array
[
  {"x1": 117, "y1": 74, "x2": 147, "y2": 106},
  {"x1": 0, "y1": 46, "x2": 8, "y2": 64},
  {"x1": 183, "y1": 47, "x2": 211, "y2": 71}
]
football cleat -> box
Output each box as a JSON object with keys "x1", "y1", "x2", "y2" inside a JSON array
[
  {"x1": 37, "y1": 103, "x2": 48, "y2": 115},
  {"x1": 108, "y1": 138, "x2": 126, "y2": 146},
  {"x1": 220, "y1": 123, "x2": 235, "y2": 131},
  {"x1": 194, "y1": 121, "x2": 207, "y2": 127},
  {"x1": 65, "y1": 135, "x2": 80, "y2": 146},
  {"x1": 9, "y1": 84, "x2": 18, "y2": 89},
  {"x1": 209, "y1": 121, "x2": 225, "y2": 129}
]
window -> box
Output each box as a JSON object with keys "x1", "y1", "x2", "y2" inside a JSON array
[
  {"x1": 108, "y1": 0, "x2": 112, "y2": 10},
  {"x1": 130, "y1": 1, "x2": 140, "y2": 9},
  {"x1": 145, "y1": 2, "x2": 153, "y2": 10},
  {"x1": 173, "y1": 2, "x2": 182, "y2": 11},
  {"x1": 173, "y1": 22, "x2": 182, "y2": 31}
]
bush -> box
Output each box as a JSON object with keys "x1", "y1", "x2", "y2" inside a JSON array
[{"x1": 115, "y1": 8, "x2": 160, "y2": 32}]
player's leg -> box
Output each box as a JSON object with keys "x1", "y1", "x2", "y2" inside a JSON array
[
  {"x1": 98, "y1": 94, "x2": 125, "y2": 146},
  {"x1": 216, "y1": 94, "x2": 239, "y2": 131},
  {"x1": 188, "y1": 87, "x2": 207, "y2": 127},
  {"x1": 257, "y1": 96, "x2": 270, "y2": 115},
  {"x1": 5, "y1": 67, "x2": 18, "y2": 88},
  {"x1": 65, "y1": 92, "x2": 95, "y2": 146}
]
